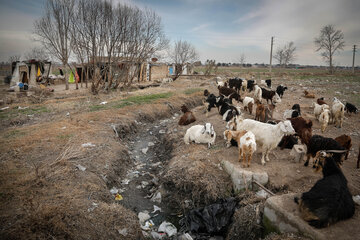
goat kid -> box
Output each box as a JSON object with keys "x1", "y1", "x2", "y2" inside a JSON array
[{"x1": 184, "y1": 123, "x2": 216, "y2": 148}]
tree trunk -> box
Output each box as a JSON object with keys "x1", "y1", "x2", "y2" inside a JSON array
[
  {"x1": 330, "y1": 55, "x2": 333, "y2": 74},
  {"x1": 64, "y1": 63, "x2": 69, "y2": 90}
]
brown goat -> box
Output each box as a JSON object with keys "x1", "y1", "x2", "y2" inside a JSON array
[
  {"x1": 255, "y1": 101, "x2": 266, "y2": 122},
  {"x1": 224, "y1": 130, "x2": 255, "y2": 168},
  {"x1": 317, "y1": 98, "x2": 327, "y2": 105},
  {"x1": 178, "y1": 105, "x2": 196, "y2": 126},
  {"x1": 304, "y1": 90, "x2": 315, "y2": 98},
  {"x1": 289, "y1": 117, "x2": 313, "y2": 145},
  {"x1": 266, "y1": 103, "x2": 276, "y2": 119},
  {"x1": 335, "y1": 134, "x2": 352, "y2": 160}
]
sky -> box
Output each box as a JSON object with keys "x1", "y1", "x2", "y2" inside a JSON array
[{"x1": 0, "y1": 0, "x2": 359, "y2": 66}]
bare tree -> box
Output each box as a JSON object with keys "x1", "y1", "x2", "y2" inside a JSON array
[
  {"x1": 237, "y1": 53, "x2": 246, "y2": 66},
  {"x1": 315, "y1": 25, "x2": 345, "y2": 74},
  {"x1": 274, "y1": 48, "x2": 284, "y2": 66},
  {"x1": 169, "y1": 40, "x2": 198, "y2": 81},
  {"x1": 24, "y1": 47, "x2": 49, "y2": 60},
  {"x1": 274, "y1": 41, "x2": 296, "y2": 67},
  {"x1": 204, "y1": 59, "x2": 216, "y2": 75},
  {"x1": 8, "y1": 55, "x2": 21, "y2": 63},
  {"x1": 34, "y1": 0, "x2": 75, "y2": 90}
]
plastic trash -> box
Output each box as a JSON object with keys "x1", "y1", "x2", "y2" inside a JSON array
[
  {"x1": 100, "y1": 101, "x2": 107, "y2": 105},
  {"x1": 0, "y1": 106, "x2": 9, "y2": 111},
  {"x1": 115, "y1": 193, "x2": 123, "y2": 201},
  {"x1": 151, "y1": 231, "x2": 167, "y2": 239},
  {"x1": 151, "y1": 192, "x2": 162, "y2": 203},
  {"x1": 148, "y1": 142, "x2": 155, "y2": 147},
  {"x1": 141, "y1": 220, "x2": 154, "y2": 231},
  {"x1": 138, "y1": 211, "x2": 151, "y2": 225},
  {"x1": 18, "y1": 106, "x2": 29, "y2": 110},
  {"x1": 81, "y1": 143, "x2": 95, "y2": 148},
  {"x1": 76, "y1": 164, "x2": 86, "y2": 171},
  {"x1": 152, "y1": 205, "x2": 162, "y2": 213},
  {"x1": 118, "y1": 228, "x2": 128, "y2": 236},
  {"x1": 158, "y1": 221, "x2": 177, "y2": 237},
  {"x1": 110, "y1": 187, "x2": 118, "y2": 194},
  {"x1": 184, "y1": 198, "x2": 237, "y2": 234},
  {"x1": 142, "y1": 147, "x2": 148, "y2": 154},
  {"x1": 256, "y1": 189, "x2": 269, "y2": 199},
  {"x1": 178, "y1": 233, "x2": 193, "y2": 240},
  {"x1": 353, "y1": 195, "x2": 360, "y2": 205}
]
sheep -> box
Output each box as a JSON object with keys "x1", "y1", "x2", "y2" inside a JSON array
[
  {"x1": 295, "y1": 151, "x2": 355, "y2": 228},
  {"x1": 224, "y1": 130, "x2": 257, "y2": 168},
  {"x1": 255, "y1": 101, "x2": 266, "y2": 122},
  {"x1": 178, "y1": 105, "x2": 196, "y2": 126},
  {"x1": 313, "y1": 102, "x2": 329, "y2": 120},
  {"x1": 304, "y1": 135, "x2": 346, "y2": 167},
  {"x1": 291, "y1": 104, "x2": 301, "y2": 116},
  {"x1": 276, "y1": 85, "x2": 288, "y2": 98},
  {"x1": 243, "y1": 96, "x2": 254, "y2": 115},
  {"x1": 289, "y1": 117, "x2": 313, "y2": 146},
  {"x1": 253, "y1": 85, "x2": 262, "y2": 102},
  {"x1": 235, "y1": 117, "x2": 295, "y2": 165},
  {"x1": 331, "y1": 97, "x2": 345, "y2": 128},
  {"x1": 317, "y1": 97, "x2": 327, "y2": 105},
  {"x1": 345, "y1": 102, "x2": 358, "y2": 114},
  {"x1": 261, "y1": 88, "x2": 281, "y2": 104},
  {"x1": 184, "y1": 123, "x2": 216, "y2": 148},
  {"x1": 304, "y1": 90, "x2": 315, "y2": 98},
  {"x1": 218, "y1": 86, "x2": 240, "y2": 102},
  {"x1": 318, "y1": 108, "x2": 331, "y2": 133},
  {"x1": 334, "y1": 134, "x2": 352, "y2": 160}
]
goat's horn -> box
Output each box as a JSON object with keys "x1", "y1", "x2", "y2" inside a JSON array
[{"x1": 325, "y1": 150, "x2": 348, "y2": 153}]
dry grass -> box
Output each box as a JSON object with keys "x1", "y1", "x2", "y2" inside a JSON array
[{"x1": 163, "y1": 156, "x2": 233, "y2": 207}]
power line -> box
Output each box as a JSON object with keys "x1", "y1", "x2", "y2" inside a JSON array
[{"x1": 269, "y1": 36, "x2": 274, "y2": 73}]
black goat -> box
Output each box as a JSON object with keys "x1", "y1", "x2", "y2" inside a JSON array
[
  {"x1": 247, "y1": 80, "x2": 256, "y2": 92},
  {"x1": 228, "y1": 77, "x2": 243, "y2": 93},
  {"x1": 265, "y1": 79, "x2": 271, "y2": 88},
  {"x1": 204, "y1": 89, "x2": 210, "y2": 97},
  {"x1": 295, "y1": 151, "x2": 355, "y2": 228},
  {"x1": 218, "y1": 86, "x2": 240, "y2": 102},
  {"x1": 205, "y1": 94, "x2": 217, "y2": 114},
  {"x1": 291, "y1": 104, "x2": 301, "y2": 116},
  {"x1": 216, "y1": 96, "x2": 240, "y2": 121},
  {"x1": 305, "y1": 135, "x2": 346, "y2": 167},
  {"x1": 276, "y1": 85, "x2": 288, "y2": 98},
  {"x1": 278, "y1": 135, "x2": 298, "y2": 150},
  {"x1": 261, "y1": 87, "x2": 277, "y2": 104},
  {"x1": 345, "y1": 102, "x2": 358, "y2": 114}
]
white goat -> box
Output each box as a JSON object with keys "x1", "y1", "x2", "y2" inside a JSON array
[
  {"x1": 253, "y1": 85, "x2": 262, "y2": 102},
  {"x1": 331, "y1": 97, "x2": 345, "y2": 128},
  {"x1": 319, "y1": 108, "x2": 331, "y2": 132},
  {"x1": 215, "y1": 77, "x2": 225, "y2": 87},
  {"x1": 241, "y1": 79, "x2": 248, "y2": 91},
  {"x1": 313, "y1": 102, "x2": 329, "y2": 119},
  {"x1": 272, "y1": 93, "x2": 282, "y2": 104},
  {"x1": 235, "y1": 117, "x2": 295, "y2": 165},
  {"x1": 184, "y1": 123, "x2": 216, "y2": 148},
  {"x1": 242, "y1": 96, "x2": 254, "y2": 114}
]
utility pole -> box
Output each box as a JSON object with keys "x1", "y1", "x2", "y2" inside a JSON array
[
  {"x1": 352, "y1": 45, "x2": 356, "y2": 74},
  {"x1": 269, "y1": 36, "x2": 274, "y2": 73}
]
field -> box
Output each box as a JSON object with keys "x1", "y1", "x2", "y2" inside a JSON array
[{"x1": 0, "y1": 67, "x2": 359, "y2": 239}]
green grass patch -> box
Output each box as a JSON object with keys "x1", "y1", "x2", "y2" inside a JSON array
[
  {"x1": 89, "y1": 92, "x2": 174, "y2": 111},
  {"x1": 184, "y1": 88, "x2": 203, "y2": 95},
  {"x1": 3, "y1": 129, "x2": 26, "y2": 139},
  {"x1": 0, "y1": 106, "x2": 50, "y2": 120},
  {"x1": 56, "y1": 134, "x2": 74, "y2": 140}
]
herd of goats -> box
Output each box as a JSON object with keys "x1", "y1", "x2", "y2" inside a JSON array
[{"x1": 177, "y1": 77, "x2": 359, "y2": 229}]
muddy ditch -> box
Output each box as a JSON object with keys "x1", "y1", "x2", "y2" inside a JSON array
[{"x1": 108, "y1": 110, "x2": 302, "y2": 239}]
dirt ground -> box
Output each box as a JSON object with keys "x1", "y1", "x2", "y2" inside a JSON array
[{"x1": 0, "y1": 71, "x2": 359, "y2": 239}]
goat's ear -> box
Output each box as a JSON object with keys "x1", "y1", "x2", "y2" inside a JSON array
[
  {"x1": 279, "y1": 122, "x2": 287, "y2": 132},
  {"x1": 201, "y1": 124, "x2": 206, "y2": 134}
]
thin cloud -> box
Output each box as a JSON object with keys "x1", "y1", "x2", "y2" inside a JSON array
[{"x1": 190, "y1": 23, "x2": 211, "y2": 32}]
